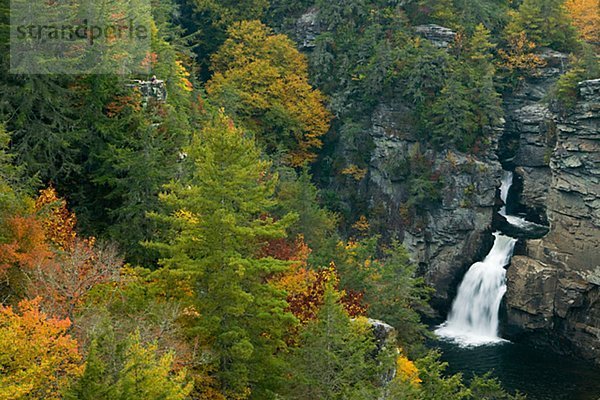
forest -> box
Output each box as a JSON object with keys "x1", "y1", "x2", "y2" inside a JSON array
[{"x1": 0, "y1": 0, "x2": 598, "y2": 399}]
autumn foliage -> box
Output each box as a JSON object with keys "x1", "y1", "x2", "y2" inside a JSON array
[
  {"x1": 564, "y1": 0, "x2": 600, "y2": 43},
  {"x1": 34, "y1": 187, "x2": 77, "y2": 251},
  {"x1": 0, "y1": 188, "x2": 120, "y2": 318},
  {"x1": 0, "y1": 298, "x2": 82, "y2": 400},
  {"x1": 275, "y1": 262, "x2": 366, "y2": 325},
  {"x1": 498, "y1": 32, "x2": 547, "y2": 83},
  {"x1": 206, "y1": 20, "x2": 331, "y2": 166},
  {"x1": 0, "y1": 215, "x2": 54, "y2": 279},
  {"x1": 396, "y1": 353, "x2": 422, "y2": 386},
  {"x1": 264, "y1": 235, "x2": 366, "y2": 325}
]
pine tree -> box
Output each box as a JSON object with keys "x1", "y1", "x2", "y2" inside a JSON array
[
  {"x1": 149, "y1": 111, "x2": 297, "y2": 399},
  {"x1": 0, "y1": 125, "x2": 32, "y2": 221},
  {"x1": 68, "y1": 34, "x2": 194, "y2": 264},
  {"x1": 362, "y1": 241, "x2": 433, "y2": 351},
  {"x1": 272, "y1": 168, "x2": 338, "y2": 263},
  {"x1": 66, "y1": 331, "x2": 192, "y2": 400},
  {"x1": 426, "y1": 78, "x2": 478, "y2": 150},
  {"x1": 114, "y1": 332, "x2": 192, "y2": 400},
  {"x1": 464, "y1": 24, "x2": 502, "y2": 139},
  {"x1": 64, "y1": 341, "x2": 112, "y2": 400},
  {"x1": 505, "y1": 0, "x2": 577, "y2": 51},
  {"x1": 288, "y1": 285, "x2": 385, "y2": 400}
]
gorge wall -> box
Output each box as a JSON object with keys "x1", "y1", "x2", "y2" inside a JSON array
[
  {"x1": 366, "y1": 100, "x2": 502, "y2": 311},
  {"x1": 504, "y1": 78, "x2": 600, "y2": 364},
  {"x1": 295, "y1": 13, "x2": 599, "y2": 362}
]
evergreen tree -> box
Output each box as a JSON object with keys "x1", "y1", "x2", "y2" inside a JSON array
[
  {"x1": 114, "y1": 332, "x2": 192, "y2": 400},
  {"x1": 66, "y1": 331, "x2": 192, "y2": 400},
  {"x1": 177, "y1": 0, "x2": 269, "y2": 81},
  {"x1": 149, "y1": 111, "x2": 297, "y2": 399},
  {"x1": 505, "y1": 0, "x2": 577, "y2": 51},
  {"x1": 0, "y1": 74, "x2": 82, "y2": 184},
  {"x1": 363, "y1": 241, "x2": 433, "y2": 351},
  {"x1": 288, "y1": 285, "x2": 385, "y2": 400},
  {"x1": 65, "y1": 18, "x2": 195, "y2": 264},
  {"x1": 64, "y1": 341, "x2": 112, "y2": 400},
  {"x1": 425, "y1": 25, "x2": 501, "y2": 151},
  {"x1": 426, "y1": 78, "x2": 478, "y2": 150},
  {"x1": 273, "y1": 167, "x2": 338, "y2": 263}
]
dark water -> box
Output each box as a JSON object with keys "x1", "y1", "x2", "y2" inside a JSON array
[{"x1": 432, "y1": 338, "x2": 600, "y2": 400}]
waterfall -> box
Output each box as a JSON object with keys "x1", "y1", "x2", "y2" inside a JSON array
[
  {"x1": 435, "y1": 232, "x2": 516, "y2": 346},
  {"x1": 435, "y1": 170, "x2": 523, "y2": 346},
  {"x1": 499, "y1": 170, "x2": 513, "y2": 216},
  {"x1": 499, "y1": 171, "x2": 539, "y2": 229}
]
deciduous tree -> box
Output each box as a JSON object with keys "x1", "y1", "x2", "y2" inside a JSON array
[
  {"x1": 206, "y1": 21, "x2": 331, "y2": 166},
  {"x1": 0, "y1": 298, "x2": 82, "y2": 400},
  {"x1": 564, "y1": 0, "x2": 600, "y2": 43}
]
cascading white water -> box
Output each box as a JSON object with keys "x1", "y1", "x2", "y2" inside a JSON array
[
  {"x1": 499, "y1": 171, "x2": 541, "y2": 229},
  {"x1": 499, "y1": 170, "x2": 513, "y2": 216},
  {"x1": 435, "y1": 232, "x2": 517, "y2": 346},
  {"x1": 435, "y1": 170, "x2": 527, "y2": 346}
]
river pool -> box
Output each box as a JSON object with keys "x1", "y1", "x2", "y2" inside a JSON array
[{"x1": 432, "y1": 338, "x2": 600, "y2": 400}]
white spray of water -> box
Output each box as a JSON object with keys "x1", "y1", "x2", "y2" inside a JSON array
[
  {"x1": 499, "y1": 171, "x2": 540, "y2": 229},
  {"x1": 435, "y1": 232, "x2": 517, "y2": 346},
  {"x1": 499, "y1": 170, "x2": 513, "y2": 216}
]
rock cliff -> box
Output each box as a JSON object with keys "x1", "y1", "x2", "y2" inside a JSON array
[
  {"x1": 504, "y1": 79, "x2": 600, "y2": 363},
  {"x1": 367, "y1": 100, "x2": 502, "y2": 310},
  {"x1": 499, "y1": 48, "x2": 568, "y2": 224},
  {"x1": 293, "y1": 10, "x2": 599, "y2": 362}
]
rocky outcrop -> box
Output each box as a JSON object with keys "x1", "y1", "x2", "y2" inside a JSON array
[
  {"x1": 500, "y1": 49, "x2": 568, "y2": 224},
  {"x1": 294, "y1": 8, "x2": 320, "y2": 50},
  {"x1": 305, "y1": 24, "x2": 500, "y2": 312},
  {"x1": 128, "y1": 79, "x2": 168, "y2": 104},
  {"x1": 368, "y1": 318, "x2": 396, "y2": 356},
  {"x1": 496, "y1": 215, "x2": 549, "y2": 239},
  {"x1": 366, "y1": 319, "x2": 397, "y2": 384},
  {"x1": 513, "y1": 166, "x2": 550, "y2": 222},
  {"x1": 414, "y1": 24, "x2": 456, "y2": 47},
  {"x1": 367, "y1": 101, "x2": 502, "y2": 310},
  {"x1": 504, "y1": 79, "x2": 600, "y2": 364}
]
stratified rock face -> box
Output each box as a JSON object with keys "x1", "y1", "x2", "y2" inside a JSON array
[
  {"x1": 414, "y1": 24, "x2": 457, "y2": 47},
  {"x1": 306, "y1": 23, "x2": 501, "y2": 312},
  {"x1": 505, "y1": 79, "x2": 600, "y2": 364},
  {"x1": 514, "y1": 166, "x2": 549, "y2": 222},
  {"x1": 500, "y1": 49, "x2": 568, "y2": 223},
  {"x1": 294, "y1": 8, "x2": 320, "y2": 50},
  {"x1": 367, "y1": 101, "x2": 502, "y2": 310}
]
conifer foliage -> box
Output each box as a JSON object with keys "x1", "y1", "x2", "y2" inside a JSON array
[
  {"x1": 149, "y1": 111, "x2": 297, "y2": 398},
  {"x1": 0, "y1": 0, "x2": 582, "y2": 398}
]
